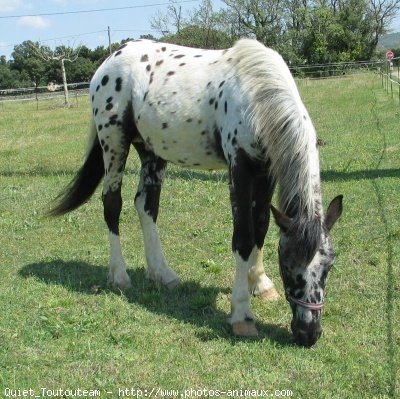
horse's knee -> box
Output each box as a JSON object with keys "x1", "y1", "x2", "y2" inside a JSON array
[
  {"x1": 232, "y1": 233, "x2": 255, "y2": 262},
  {"x1": 103, "y1": 188, "x2": 122, "y2": 235}
]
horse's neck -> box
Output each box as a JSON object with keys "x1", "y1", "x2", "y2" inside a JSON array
[{"x1": 280, "y1": 151, "x2": 323, "y2": 222}]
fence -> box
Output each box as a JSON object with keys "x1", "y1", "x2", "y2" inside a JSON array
[
  {"x1": 0, "y1": 82, "x2": 89, "y2": 110},
  {"x1": 289, "y1": 59, "x2": 382, "y2": 79},
  {"x1": 379, "y1": 56, "x2": 400, "y2": 104}
]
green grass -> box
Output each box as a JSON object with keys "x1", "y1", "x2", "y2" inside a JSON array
[{"x1": 0, "y1": 75, "x2": 399, "y2": 398}]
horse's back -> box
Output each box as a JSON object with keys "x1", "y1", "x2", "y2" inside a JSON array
[{"x1": 89, "y1": 39, "x2": 292, "y2": 170}]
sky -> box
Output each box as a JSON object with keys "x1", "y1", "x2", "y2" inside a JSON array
[
  {"x1": 0, "y1": 0, "x2": 224, "y2": 60},
  {"x1": 1, "y1": 0, "x2": 400, "y2": 61}
]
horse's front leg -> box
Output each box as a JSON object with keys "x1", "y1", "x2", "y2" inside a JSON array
[
  {"x1": 248, "y1": 175, "x2": 280, "y2": 301},
  {"x1": 228, "y1": 154, "x2": 259, "y2": 337},
  {"x1": 133, "y1": 143, "x2": 180, "y2": 289}
]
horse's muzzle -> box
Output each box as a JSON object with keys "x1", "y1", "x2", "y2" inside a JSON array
[{"x1": 291, "y1": 319, "x2": 322, "y2": 347}]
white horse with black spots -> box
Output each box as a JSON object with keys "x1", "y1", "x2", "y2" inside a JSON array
[{"x1": 49, "y1": 39, "x2": 343, "y2": 347}]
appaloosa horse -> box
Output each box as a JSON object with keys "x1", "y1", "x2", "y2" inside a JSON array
[{"x1": 49, "y1": 39, "x2": 342, "y2": 346}]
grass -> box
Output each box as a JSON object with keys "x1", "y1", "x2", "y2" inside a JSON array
[{"x1": 0, "y1": 75, "x2": 399, "y2": 398}]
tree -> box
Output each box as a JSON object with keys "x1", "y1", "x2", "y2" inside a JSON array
[
  {"x1": 0, "y1": 64, "x2": 18, "y2": 89},
  {"x1": 33, "y1": 43, "x2": 81, "y2": 106},
  {"x1": 65, "y1": 57, "x2": 96, "y2": 83},
  {"x1": 366, "y1": 0, "x2": 400, "y2": 58},
  {"x1": 151, "y1": 0, "x2": 186, "y2": 35},
  {"x1": 152, "y1": 0, "x2": 232, "y2": 48},
  {"x1": 222, "y1": 0, "x2": 286, "y2": 50},
  {"x1": 161, "y1": 25, "x2": 232, "y2": 48},
  {"x1": 221, "y1": 0, "x2": 400, "y2": 63},
  {"x1": 11, "y1": 41, "x2": 46, "y2": 86}
]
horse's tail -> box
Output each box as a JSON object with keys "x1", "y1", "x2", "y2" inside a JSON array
[{"x1": 47, "y1": 119, "x2": 104, "y2": 216}]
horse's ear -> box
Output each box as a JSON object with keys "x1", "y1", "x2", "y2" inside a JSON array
[
  {"x1": 324, "y1": 195, "x2": 343, "y2": 231},
  {"x1": 270, "y1": 204, "x2": 292, "y2": 233}
]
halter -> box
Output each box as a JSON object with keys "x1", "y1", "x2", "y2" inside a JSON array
[
  {"x1": 285, "y1": 294, "x2": 324, "y2": 311},
  {"x1": 278, "y1": 245, "x2": 325, "y2": 311}
]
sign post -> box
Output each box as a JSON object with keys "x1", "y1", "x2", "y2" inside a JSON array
[
  {"x1": 386, "y1": 51, "x2": 394, "y2": 61},
  {"x1": 385, "y1": 51, "x2": 395, "y2": 96}
]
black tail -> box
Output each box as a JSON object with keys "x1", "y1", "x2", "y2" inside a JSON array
[{"x1": 47, "y1": 134, "x2": 104, "y2": 216}]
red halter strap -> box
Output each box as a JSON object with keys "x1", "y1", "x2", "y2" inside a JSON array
[{"x1": 286, "y1": 294, "x2": 324, "y2": 311}]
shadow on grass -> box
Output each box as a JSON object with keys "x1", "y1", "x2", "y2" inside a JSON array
[
  {"x1": 19, "y1": 259, "x2": 292, "y2": 347},
  {"x1": 321, "y1": 168, "x2": 400, "y2": 182},
  {"x1": 1, "y1": 166, "x2": 228, "y2": 185},
  {"x1": 4, "y1": 165, "x2": 399, "y2": 183}
]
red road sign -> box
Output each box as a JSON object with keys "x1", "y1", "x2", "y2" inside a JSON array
[{"x1": 386, "y1": 51, "x2": 394, "y2": 61}]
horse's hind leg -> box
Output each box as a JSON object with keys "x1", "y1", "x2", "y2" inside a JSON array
[
  {"x1": 99, "y1": 126, "x2": 132, "y2": 290},
  {"x1": 248, "y1": 175, "x2": 280, "y2": 301},
  {"x1": 133, "y1": 143, "x2": 180, "y2": 289}
]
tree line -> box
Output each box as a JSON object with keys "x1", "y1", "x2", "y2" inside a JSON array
[{"x1": 1, "y1": 0, "x2": 399, "y2": 89}]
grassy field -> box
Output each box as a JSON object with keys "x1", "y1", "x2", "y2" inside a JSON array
[{"x1": 0, "y1": 75, "x2": 399, "y2": 398}]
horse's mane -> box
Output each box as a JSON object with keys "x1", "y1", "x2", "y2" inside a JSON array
[{"x1": 229, "y1": 39, "x2": 321, "y2": 224}]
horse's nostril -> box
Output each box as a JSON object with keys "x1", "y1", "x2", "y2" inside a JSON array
[
  {"x1": 292, "y1": 321, "x2": 322, "y2": 347},
  {"x1": 294, "y1": 329, "x2": 322, "y2": 347}
]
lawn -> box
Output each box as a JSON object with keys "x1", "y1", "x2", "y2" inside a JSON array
[{"x1": 0, "y1": 75, "x2": 398, "y2": 398}]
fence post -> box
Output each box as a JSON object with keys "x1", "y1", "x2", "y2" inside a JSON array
[{"x1": 387, "y1": 61, "x2": 389, "y2": 93}]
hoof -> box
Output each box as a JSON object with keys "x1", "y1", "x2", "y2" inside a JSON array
[
  {"x1": 108, "y1": 272, "x2": 132, "y2": 290},
  {"x1": 232, "y1": 321, "x2": 259, "y2": 337},
  {"x1": 258, "y1": 287, "x2": 280, "y2": 301},
  {"x1": 165, "y1": 277, "x2": 181, "y2": 290},
  {"x1": 146, "y1": 267, "x2": 180, "y2": 289}
]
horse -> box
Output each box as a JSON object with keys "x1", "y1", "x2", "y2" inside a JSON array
[{"x1": 48, "y1": 38, "x2": 343, "y2": 347}]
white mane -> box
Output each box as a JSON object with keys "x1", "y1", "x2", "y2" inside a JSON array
[{"x1": 230, "y1": 39, "x2": 321, "y2": 219}]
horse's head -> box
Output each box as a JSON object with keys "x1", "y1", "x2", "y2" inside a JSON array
[{"x1": 271, "y1": 195, "x2": 343, "y2": 347}]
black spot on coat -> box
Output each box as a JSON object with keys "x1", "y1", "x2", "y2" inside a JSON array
[
  {"x1": 115, "y1": 78, "x2": 122, "y2": 91},
  {"x1": 101, "y1": 75, "x2": 109, "y2": 86}
]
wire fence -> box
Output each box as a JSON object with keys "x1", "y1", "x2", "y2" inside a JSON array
[
  {"x1": 379, "y1": 56, "x2": 400, "y2": 104},
  {"x1": 0, "y1": 58, "x2": 399, "y2": 110},
  {"x1": 0, "y1": 82, "x2": 89, "y2": 111},
  {"x1": 289, "y1": 59, "x2": 382, "y2": 79}
]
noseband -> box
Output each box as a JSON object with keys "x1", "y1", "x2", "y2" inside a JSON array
[{"x1": 286, "y1": 294, "x2": 324, "y2": 311}]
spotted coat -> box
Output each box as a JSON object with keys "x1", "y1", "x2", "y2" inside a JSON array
[{"x1": 90, "y1": 39, "x2": 264, "y2": 175}]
